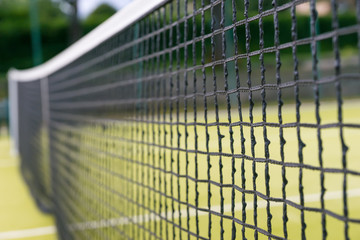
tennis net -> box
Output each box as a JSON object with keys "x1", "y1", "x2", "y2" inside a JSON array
[{"x1": 8, "y1": 0, "x2": 360, "y2": 239}]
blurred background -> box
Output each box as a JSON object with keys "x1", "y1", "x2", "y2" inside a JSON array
[
  {"x1": 0, "y1": 0, "x2": 359, "y2": 239},
  {"x1": 0, "y1": 0, "x2": 134, "y2": 136},
  {"x1": 0, "y1": 0, "x2": 358, "y2": 137},
  {"x1": 0, "y1": 1, "x2": 128, "y2": 239}
]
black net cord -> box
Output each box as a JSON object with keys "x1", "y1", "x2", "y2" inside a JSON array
[{"x1": 13, "y1": 0, "x2": 360, "y2": 239}]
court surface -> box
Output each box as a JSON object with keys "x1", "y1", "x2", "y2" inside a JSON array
[
  {"x1": 51, "y1": 98, "x2": 360, "y2": 239},
  {"x1": 0, "y1": 136, "x2": 57, "y2": 240}
]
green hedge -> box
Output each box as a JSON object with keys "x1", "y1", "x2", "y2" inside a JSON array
[
  {"x1": 142, "y1": 11, "x2": 357, "y2": 66},
  {"x1": 1, "y1": 5, "x2": 357, "y2": 87},
  {"x1": 188, "y1": 12, "x2": 358, "y2": 57}
]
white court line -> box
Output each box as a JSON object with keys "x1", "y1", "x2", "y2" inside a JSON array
[
  {"x1": 0, "y1": 226, "x2": 56, "y2": 240},
  {"x1": 71, "y1": 188, "x2": 360, "y2": 231},
  {"x1": 2, "y1": 188, "x2": 359, "y2": 238},
  {"x1": 0, "y1": 162, "x2": 18, "y2": 168}
]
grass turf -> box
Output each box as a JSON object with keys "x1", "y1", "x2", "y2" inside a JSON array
[
  {"x1": 48, "y1": 98, "x2": 360, "y2": 239},
  {"x1": 0, "y1": 136, "x2": 56, "y2": 240}
]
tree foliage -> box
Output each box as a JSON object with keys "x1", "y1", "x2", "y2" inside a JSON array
[
  {"x1": 0, "y1": 1, "x2": 117, "y2": 98},
  {"x1": 0, "y1": 0, "x2": 68, "y2": 72},
  {"x1": 0, "y1": 0, "x2": 69, "y2": 98}
]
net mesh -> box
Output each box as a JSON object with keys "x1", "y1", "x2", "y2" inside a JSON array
[{"x1": 12, "y1": 0, "x2": 360, "y2": 239}]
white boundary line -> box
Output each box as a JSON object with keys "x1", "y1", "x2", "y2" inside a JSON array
[
  {"x1": 0, "y1": 226, "x2": 56, "y2": 240},
  {"x1": 1, "y1": 188, "x2": 359, "y2": 238},
  {"x1": 70, "y1": 188, "x2": 360, "y2": 231},
  {"x1": 0, "y1": 163, "x2": 18, "y2": 168},
  {"x1": 0, "y1": 158, "x2": 18, "y2": 168},
  {"x1": 8, "y1": 0, "x2": 167, "y2": 82}
]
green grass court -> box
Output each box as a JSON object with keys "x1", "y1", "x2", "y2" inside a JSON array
[
  {"x1": 0, "y1": 136, "x2": 56, "y2": 240},
  {"x1": 1, "y1": 99, "x2": 360, "y2": 239},
  {"x1": 49, "y1": 98, "x2": 360, "y2": 239}
]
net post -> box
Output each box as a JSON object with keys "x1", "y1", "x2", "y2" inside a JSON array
[{"x1": 8, "y1": 77, "x2": 19, "y2": 155}]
